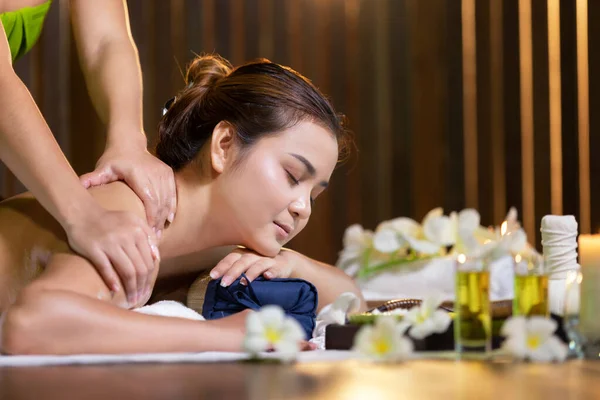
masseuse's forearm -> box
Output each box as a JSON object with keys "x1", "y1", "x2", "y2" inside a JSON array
[
  {"x1": 0, "y1": 69, "x2": 98, "y2": 226},
  {"x1": 284, "y1": 249, "x2": 367, "y2": 312},
  {"x1": 71, "y1": 0, "x2": 146, "y2": 147},
  {"x1": 79, "y1": 39, "x2": 145, "y2": 146},
  {"x1": 0, "y1": 289, "x2": 246, "y2": 355}
]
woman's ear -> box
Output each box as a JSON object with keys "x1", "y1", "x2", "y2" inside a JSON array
[{"x1": 210, "y1": 121, "x2": 236, "y2": 173}]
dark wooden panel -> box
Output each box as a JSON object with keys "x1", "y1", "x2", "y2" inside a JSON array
[
  {"x1": 202, "y1": 0, "x2": 215, "y2": 52},
  {"x1": 444, "y1": 0, "x2": 465, "y2": 215},
  {"x1": 503, "y1": 0, "x2": 523, "y2": 222},
  {"x1": 389, "y1": 0, "x2": 412, "y2": 219},
  {"x1": 476, "y1": 0, "x2": 493, "y2": 226},
  {"x1": 170, "y1": 0, "x2": 187, "y2": 86},
  {"x1": 341, "y1": 0, "x2": 362, "y2": 226},
  {"x1": 327, "y1": 0, "x2": 350, "y2": 255},
  {"x1": 229, "y1": 0, "x2": 245, "y2": 66},
  {"x1": 559, "y1": 0, "x2": 579, "y2": 220},
  {"x1": 531, "y1": 0, "x2": 551, "y2": 242},
  {"x1": 489, "y1": 0, "x2": 506, "y2": 223},
  {"x1": 272, "y1": 0, "x2": 288, "y2": 65},
  {"x1": 184, "y1": 0, "x2": 202, "y2": 57},
  {"x1": 406, "y1": 0, "x2": 448, "y2": 221},
  {"x1": 214, "y1": 0, "x2": 231, "y2": 60},
  {"x1": 244, "y1": 0, "x2": 260, "y2": 60},
  {"x1": 355, "y1": 0, "x2": 379, "y2": 228}
]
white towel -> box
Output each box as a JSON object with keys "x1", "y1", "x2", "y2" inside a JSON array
[{"x1": 133, "y1": 300, "x2": 205, "y2": 321}]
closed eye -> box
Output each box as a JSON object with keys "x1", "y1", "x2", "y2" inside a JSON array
[
  {"x1": 286, "y1": 170, "x2": 299, "y2": 185},
  {"x1": 286, "y1": 170, "x2": 315, "y2": 206}
]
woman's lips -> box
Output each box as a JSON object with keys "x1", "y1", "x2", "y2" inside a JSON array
[{"x1": 274, "y1": 222, "x2": 291, "y2": 239}]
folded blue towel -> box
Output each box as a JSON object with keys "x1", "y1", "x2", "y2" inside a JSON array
[{"x1": 202, "y1": 275, "x2": 318, "y2": 339}]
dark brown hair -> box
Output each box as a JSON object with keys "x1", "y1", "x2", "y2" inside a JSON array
[{"x1": 155, "y1": 54, "x2": 349, "y2": 171}]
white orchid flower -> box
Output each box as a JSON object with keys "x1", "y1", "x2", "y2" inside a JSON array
[
  {"x1": 244, "y1": 305, "x2": 305, "y2": 362},
  {"x1": 352, "y1": 315, "x2": 413, "y2": 362},
  {"x1": 501, "y1": 316, "x2": 568, "y2": 362},
  {"x1": 336, "y1": 224, "x2": 374, "y2": 276},
  {"x1": 400, "y1": 296, "x2": 452, "y2": 340}
]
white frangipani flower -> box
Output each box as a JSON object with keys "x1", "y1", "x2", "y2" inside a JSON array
[
  {"x1": 372, "y1": 209, "x2": 448, "y2": 255},
  {"x1": 400, "y1": 296, "x2": 452, "y2": 340},
  {"x1": 501, "y1": 316, "x2": 568, "y2": 362},
  {"x1": 403, "y1": 208, "x2": 448, "y2": 254},
  {"x1": 352, "y1": 315, "x2": 413, "y2": 362},
  {"x1": 244, "y1": 305, "x2": 305, "y2": 362},
  {"x1": 396, "y1": 208, "x2": 481, "y2": 256},
  {"x1": 336, "y1": 224, "x2": 374, "y2": 276}
]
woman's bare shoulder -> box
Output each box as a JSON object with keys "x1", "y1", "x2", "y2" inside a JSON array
[{"x1": 87, "y1": 181, "x2": 145, "y2": 219}]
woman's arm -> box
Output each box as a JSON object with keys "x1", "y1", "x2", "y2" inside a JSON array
[
  {"x1": 210, "y1": 247, "x2": 367, "y2": 313},
  {"x1": 70, "y1": 0, "x2": 177, "y2": 232},
  {"x1": 0, "y1": 20, "x2": 156, "y2": 304},
  {"x1": 0, "y1": 253, "x2": 247, "y2": 355}
]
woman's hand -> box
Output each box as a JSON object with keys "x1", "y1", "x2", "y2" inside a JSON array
[
  {"x1": 64, "y1": 203, "x2": 160, "y2": 306},
  {"x1": 80, "y1": 142, "x2": 177, "y2": 234},
  {"x1": 210, "y1": 248, "x2": 296, "y2": 287}
]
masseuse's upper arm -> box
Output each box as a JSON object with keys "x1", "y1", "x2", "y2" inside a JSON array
[
  {"x1": 69, "y1": 0, "x2": 133, "y2": 65},
  {"x1": 26, "y1": 182, "x2": 146, "y2": 306}
]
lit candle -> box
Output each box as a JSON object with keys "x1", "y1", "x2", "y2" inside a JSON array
[{"x1": 578, "y1": 235, "x2": 600, "y2": 337}]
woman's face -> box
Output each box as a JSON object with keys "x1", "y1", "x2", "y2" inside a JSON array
[{"x1": 215, "y1": 121, "x2": 339, "y2": 257}]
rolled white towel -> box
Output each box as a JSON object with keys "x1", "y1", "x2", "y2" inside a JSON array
[
  {"x1": 541, "y1": 215, "x2": 579, "y2": 279},
  {"x1": 541, "y1": 215, "x2": 580, "y2": 315}
]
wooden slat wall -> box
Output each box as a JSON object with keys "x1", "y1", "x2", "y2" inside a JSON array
[{"x1": 2, "y1": 0, "x2": 598, "y2": 264}]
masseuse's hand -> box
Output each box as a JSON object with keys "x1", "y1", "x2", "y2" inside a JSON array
[
  {"x1": 65, "y1": 202, "x2": 160, "y2": 306},
  {"x1": 210, "y1": 248, "x2": 295, "y2": 287},
  {"x1": 80, "y1": 142, "x2": 177, "y2": 234}
]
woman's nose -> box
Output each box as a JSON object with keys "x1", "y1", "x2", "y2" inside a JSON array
[{"x1": 289, "y1": 196, "x2": 311, "y2": 219}]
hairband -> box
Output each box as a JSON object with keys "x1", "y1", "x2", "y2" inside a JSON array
[{"x1": 161, "y1": 81, "x2": 195, "y2": 116}]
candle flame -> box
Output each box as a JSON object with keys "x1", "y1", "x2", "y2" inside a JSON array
[
  {"x1": 457, "y1": 254, "x2": 467, "y2": 264},
  {"x1": 501, "y1": 221, "x2": 508, "y2": 236},
  {"x1": 515, "y1": 254, "x2": 522, "y2": 263}
]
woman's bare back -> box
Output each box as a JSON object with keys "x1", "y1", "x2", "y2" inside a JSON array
[{"x1": 0, "y1": 193, "x2": 68, "y2": 310}]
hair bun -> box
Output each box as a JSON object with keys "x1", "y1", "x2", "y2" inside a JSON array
[{"x1": 186, "y1": 54, "x2": 232, "y2": 89}]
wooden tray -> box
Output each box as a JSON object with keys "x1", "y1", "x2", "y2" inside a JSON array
[{"x1": 325, "y1": 299, "x2": 566, "y2": 351}]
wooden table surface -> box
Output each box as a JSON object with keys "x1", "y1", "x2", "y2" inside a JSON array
[{"x1": 1, "y1": 359, "x2": 599, "y2": 400}]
